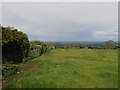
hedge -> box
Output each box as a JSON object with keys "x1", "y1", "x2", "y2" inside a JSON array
[{"x1": 2, "y1": 26, "x2": 30, "y2": 63}]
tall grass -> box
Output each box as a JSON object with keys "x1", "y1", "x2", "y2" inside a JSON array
[{"x1": 3, "y1": 49, "x2": 118, "y2": 88}]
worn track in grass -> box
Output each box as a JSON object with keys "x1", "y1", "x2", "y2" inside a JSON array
[{"x1": 2, "y1": 61, "x2": 42, "y2": 86}]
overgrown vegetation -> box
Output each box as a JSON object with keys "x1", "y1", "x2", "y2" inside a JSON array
[
  {"x1": 2, "y1": 26, "x2": 30, "y2": 63},
  {"x1": 1, "y1": 26, "x2": 50, "y2": 80},
  {"x1": 30, "y1": 40, "x2": 48, "y2": 55},
  {"x1": 3, "y1": 49, "x2": 118, "y2": 88},
  {"x1": 2, "y1": 64, "x2": 19, "y2": 80}
]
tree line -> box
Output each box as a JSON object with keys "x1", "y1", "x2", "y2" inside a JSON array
[{"x1": 46, "y1": 40, "x2": 118, "y2": 49}]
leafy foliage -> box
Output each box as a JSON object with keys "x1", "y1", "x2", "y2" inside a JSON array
[
  {"x1": 30, "y1": 40, "x2": 47, "y2": 46},
  {"x1": 2, "y1": 64, "x2": 20, "y2": 80},
  {"x1": 104, "y1": 40, "x2": 116, "y2": 49},
  {"x1": 2, "y1": 26, "x2": 30, "y2": 63},
  {"x1": 30, "y1": 40, "x2": 48, "y2": 54}
]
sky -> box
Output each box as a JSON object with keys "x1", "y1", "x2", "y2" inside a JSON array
[{"x1": 2, "y1": 2, "x2": 118, "y2": 41}]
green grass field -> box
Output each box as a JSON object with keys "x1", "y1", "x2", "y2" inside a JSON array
[{"x1": 3, "y1": 49, "x2": 118, "y2": 88}]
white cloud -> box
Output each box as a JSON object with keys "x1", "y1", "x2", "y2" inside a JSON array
[
  {"x1": 3, "y1": 2, "x2": 117, "y2": 24},
  {"x1": 2, "y1": 2, "x2": 118, "y2": 41},
  {"x1": 94, "y1": 25, "x2": 118, "y2": 40}
]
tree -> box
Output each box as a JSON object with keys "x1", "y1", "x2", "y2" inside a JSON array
[{"x1": 104, "y1": 40, "x2": 116, "y2": 49}]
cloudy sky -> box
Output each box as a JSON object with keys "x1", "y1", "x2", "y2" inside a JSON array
[{"x1": 2, "y1": 2, "x2": 118, "y2": 41}]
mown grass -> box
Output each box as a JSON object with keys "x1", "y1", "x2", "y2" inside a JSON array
[{"x1": 3, "y1": 49, "x2": 118, "y2": 88}]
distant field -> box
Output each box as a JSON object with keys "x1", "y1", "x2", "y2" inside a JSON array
[{"x1": 3, "y1": 49, "x2": 118, "y2": 88}]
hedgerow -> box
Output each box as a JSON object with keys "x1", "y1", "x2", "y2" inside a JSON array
[{"x1": 2, "y1": 26, "x2": 30, "y2": 63}]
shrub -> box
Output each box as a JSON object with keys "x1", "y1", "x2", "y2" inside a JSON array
[
  {"x1": 30, "y1": 40, "x2": 48, "y2": 55},
  {"x1": 2, "y1": 64, "x2": 20, "y2": 80},
  {"x1": 2, "y1": 26, "x2": 30, "y2": 63}
]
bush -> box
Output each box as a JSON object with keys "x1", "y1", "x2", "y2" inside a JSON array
[
  {"x1": 22, "y1": 57, "x2": 30, "y2": 63},
  {"x1": 2, "y1": 64, "x2": 20, "y2": 80},
  {"x1": 30, "y1": 40, "x2": 48, "y2": 55},
  {"x1": 2, "y1": 26, "x2": 30, "y2": 63}
]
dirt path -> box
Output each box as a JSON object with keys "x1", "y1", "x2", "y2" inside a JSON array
[
  {"x1": 26, "y1": 61, "x2": 43, "y2": 70},
  {"x1": 2, "y1": 61, "x2": 43, "y2": 86}
]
